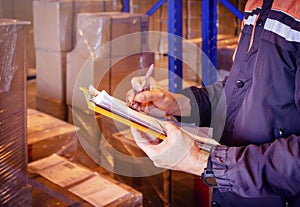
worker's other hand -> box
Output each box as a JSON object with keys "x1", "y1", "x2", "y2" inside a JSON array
[
  {"x1": 126, "y1": 76, "x2": 191, "y2": 117},
  {"x1": 130, "y1": 122, "x2": 209, "y2": 176}
]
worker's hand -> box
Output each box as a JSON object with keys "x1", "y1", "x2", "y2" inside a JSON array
[
  {"x1": 126, "y1": 76, "x2": 191, "y2": 117},
  {"x1": 130, "y1": 122, "x2": 210, "y2": 176}
]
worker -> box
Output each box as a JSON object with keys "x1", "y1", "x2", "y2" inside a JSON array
[{"x1": 127, "y1": 0, "x2": 300, "y2": 206}]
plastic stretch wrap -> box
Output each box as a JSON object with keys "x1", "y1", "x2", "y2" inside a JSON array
[
  {"x1": 1, "y1": 0, "x2": 35, "y2": 70},
  {"x1": 0, "y1": 19, "x2": 26, "y2": 92},
  {"x1": 66, "y1": 12, "x2": 154, "y2": 109},
  {"x1": 0, "y1": 19, "x2": 31, "y2": 206},
  {"x1": 33, "y1": 0, "x2": 120, "y2": 52}
]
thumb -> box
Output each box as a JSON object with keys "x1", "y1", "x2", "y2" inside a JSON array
[{"x1": 131, "y1": 77, "x2": 144, "y2": 92}]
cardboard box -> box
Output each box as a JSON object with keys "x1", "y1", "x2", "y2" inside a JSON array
[
  {"x1": 67, "y1": 52, "x2": 154, "y2": 110},
  {"x1": 217, "y1": 42, "x2": 238, "y2": 71},
  {"x1": 67, "y1": 105, "x2": 104, "y2": 168},
  {"x1": 27, "y1": 108, "x2": 78, "y2": 162},
  {"x1": 110, "y1": 129, "x2": 197, "y2": 207},
  {"x1": 33, "y1": 0, "x2": 119, "y2": 52},
  {"x1": 188, "y1": 0, "x2": 201, "y2": 17},
  {"x1": 187, "y1": 16, "x2": 201, "y2": 34},
  {"x1": 75, "y1": 12, "x2": 149, "y2": 58},
  {"x1": 36, "y1": 95, "x2": 68, "y2": 121},
  {"x1": 35, "y1": 49, "x2": 67, "y2": 101},
  {"x1": 28, "y1": 155, "x2": 143, "y2": 207},
  {"x1": 66, "y1": 12, "x2": 154, "y2": 110},
  {"x1": 0, "y1": 19, "x2": 31, "y2": 207}
]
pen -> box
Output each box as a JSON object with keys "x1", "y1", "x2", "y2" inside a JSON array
[
  {"x1": 141, "y1": 64, "x2": 154, "y2": 92},
  {"x1": 131, "y1": 64, "x2": 154, "y2": 108}
]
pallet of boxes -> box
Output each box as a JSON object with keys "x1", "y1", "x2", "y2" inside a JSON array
[
  {"x1": 33, "y1": 0, "x2": 121, "y2": 120},
  {"x1": 66, "y1": 11, "x2": 154, "y2": 166},
  {"x1": 0, "y1": 19, "x2": 31, "y2": 206},
  {"x1": 65, "y1": 11, "x2": 164, "y2": 206},
  {"x1": 31, "y1": 1, "x2": 146, "y2": 205},
  {"x1": 27, "y1": 100, "x2": 143, "y2": 206}
]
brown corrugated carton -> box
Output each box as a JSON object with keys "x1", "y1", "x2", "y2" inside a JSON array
[
  {"x1": 33, "y1": 0, "x2": 119, "y2": 52},
  {"x1": 0, "y1": 19, "x2": 31, "y2": 206},
  {"x1": 75, "y1": 12, "x2": 149, "y2": 58},
  {"x1": 27, "y1": 108, "x2": 78, "y2": 162},
  {"x1": 36, "y1": 95, "x2": 68, "y2": 120},
  {"x1": 188, "y1": 0, "x2": 201, "y2": 17},
  {"x1": 110, "y1": 129, "x2": 197, "y2": 207},
  {"x1": 67, "y1": 53, "x2": 154, "y2": 110},
  {"x1": 35, "y1": 49, "x2": 67, "y2": 101},
  {"x1": 28, "y1": 154, "x2": 143, "y2": 206},
  {"x1": 66, "y1": 12, "x2": 153, "y2": 109}
]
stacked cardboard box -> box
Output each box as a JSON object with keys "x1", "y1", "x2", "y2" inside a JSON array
[
  {"x1": 28, "y1": 154, "x2": 143, "y2": 206},
  {"x1": 66, "y1": 12, "x2": 154, "y2": 112},
  {"x1": 109, "y1": 129, "x2": 197, "y2": 207},
  {"x1": 27, "y1": 108, "x2": 78, "y2": 162},
  {"x1": 0, "y1": 19, "x2": 31, "y2": 207},
  {"x1": 187, "y1": 0, "x2": 201, "y2": 39},
  {"x1": 217, "y1": 36, "x2": 238, "y2": 71},
  {"x1": 65, "y1": 14, "x2": 154, "y2": 193},
  {"x1": 33, "y1": 0, "x2": 120, "y2": 120},
  {"x1": 188, "y1": 34, "x2": 238, "y2": 72},
  {"x1": 0, "y1": 0, "x2": 35, "y2": 71}
]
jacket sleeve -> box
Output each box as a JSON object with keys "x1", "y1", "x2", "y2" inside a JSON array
[
  {"x1": 210, "y1": 46, "x2": 300, "y2": 198},
  {"x1": 179, "y1": 80, "x2": 225, "y2": 127},
  {"x1": 211, "y1": 134, "x2": 300, "y2": 198}
]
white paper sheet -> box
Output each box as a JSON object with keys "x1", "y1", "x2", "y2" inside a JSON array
[
  {"x1": 69, "y1": 174, "x2": 130, "y2": 207},
  {"x1": 28, "y1": 154, "x2": 94, "y2": 187},
  {"x1": 28, "y1": 153, "x2": 66, "y2": 173}
]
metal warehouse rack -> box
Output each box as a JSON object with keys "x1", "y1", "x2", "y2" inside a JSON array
[
  {"x1": 121, "y1": 2, "x2": 244, "y2": 206},
  {"x1": 122, "y1": 0, "x2": 243, "y2": 91}
]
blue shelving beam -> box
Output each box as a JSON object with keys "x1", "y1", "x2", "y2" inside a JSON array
[
  {"x1": 122, "y1": 0, "x2": 243, "y2": 89},
  {"x1": 201, "y1": 0, "x2": 218, "y2": 87},
  {"x1": 122, "y1": 0, "x2": 130, "y2": 12},
  {"x1": 201, "y1": 0, "x2": 243, "y2": 87},
  {"x1": 168, "y1": 0, "x2": 183, "y2": 93},
  {"x1": 147, "y1": 0, "x2": 167, "y2": 16},
  {"x1": 219, "y1": 0, "x2": 244, "y2": 20}
]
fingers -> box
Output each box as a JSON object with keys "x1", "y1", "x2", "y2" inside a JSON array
[
  {"x1": 126, "y1": 89, "x2": 134, "y2": 105},
  {"x1": 134, "y1": 90, "x2": 164, "y2": 103},
  {"x1": 164, "y1": 122, "x2": 180, "y2": 134},
  {"x1": 160, "y1": 122, "x2": 182, "y2": 147},
  {"x1": 163, "y1": 122, "x2": 193, "y2": 150},
  {"x1": 130, "y1": 127, "x2": 160, "y2": 156},
  {"x1": 130, "y1": 127, "x2": 149, "y2": 147},
  {"x1": 145, "y1": 105, "x2": 166, "y2": 118}
]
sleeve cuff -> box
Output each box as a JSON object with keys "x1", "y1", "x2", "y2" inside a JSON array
[{"x1": 211, "y1": 145, "x2": 233, "y2": 192}]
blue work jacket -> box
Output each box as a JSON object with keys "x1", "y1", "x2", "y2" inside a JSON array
[{"x1": 182, "y1": 0, "x2": 300, "y2": 206}]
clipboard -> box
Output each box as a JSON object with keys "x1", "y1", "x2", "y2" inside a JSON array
[{"x1": 80, "y1": 87, "x2": 167, "y2": 140}]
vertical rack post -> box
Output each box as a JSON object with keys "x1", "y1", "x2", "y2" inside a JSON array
[
  {"x1": 122, "y1": 0, "x2": 130, "y2": 12},
  {"x1": 211, "y1": 0, "x2": 218, "y2": 70},
  {"x1": 168, "y1": 0, "x2": 183, "y2": 93},
  {"x1": 202, "y1": 0, "x2": 217, "y2": 87}
]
